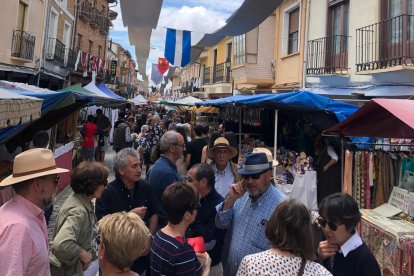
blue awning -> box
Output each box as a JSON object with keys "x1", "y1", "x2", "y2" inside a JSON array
[
  {"x1": 200, "y1": 91, "x2": 359, "y2": 122},
  {"x1": 97, "y1": 83, "x2": 126, "y2": 101}
]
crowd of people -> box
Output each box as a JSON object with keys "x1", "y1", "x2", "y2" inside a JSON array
[{"x1": 0, "y1": 105, "x2": 382, "y2": 276}]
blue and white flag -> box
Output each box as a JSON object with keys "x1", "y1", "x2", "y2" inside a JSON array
[
  {"x1": 151, "y1": 63, "x2": 163, "y2": 85},
  {"x1": 164, "y1": 28, "x2": 191, "y2": 67}
]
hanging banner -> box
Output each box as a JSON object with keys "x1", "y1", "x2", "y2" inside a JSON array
[
  {"x1": 157, "y1": 57, "x2": 169, "y2": 74},
  {"x1": 164, "y1": 28, "x2": 191, "y2": 67},
  {"x1": 151, "y1": 63, "x2": 163, "y2": 85}
]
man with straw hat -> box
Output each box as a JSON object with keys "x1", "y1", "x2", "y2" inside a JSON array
[
  {"x1": 0, "y1": 148, "x2": 69, "y2": 276},
  {"x1": 207, "y1": 137, "x2": 241, "y2": 198}
]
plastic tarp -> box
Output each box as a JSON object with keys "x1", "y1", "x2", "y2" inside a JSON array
[
  {"x1": 161, "y1": 96, "x2": 203, "y2": 107},
  {"x1": 58, "y1": 84, "x2": 95, "y2": 105},
  {"x1": 200, "y1": 91, "x2": 358, "y2": 123},
  {"x1": 324, "y1": 99, "x2": 414, "y2": 138}
]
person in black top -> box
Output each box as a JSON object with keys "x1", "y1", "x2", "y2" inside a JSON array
[
  {"x1": 95, "y1": 148, "x2": 159, "y2": 275},
  {"x1": 186, "y1": 163, "x2": 226, "y2": 275},
  {"x1": 186, "y1": 125, "x2": 208, "y2": 170},
  {"x1": 316, "y1": 193, "x2": 381, "y2": 276}
]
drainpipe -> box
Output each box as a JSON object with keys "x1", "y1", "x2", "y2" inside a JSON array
[
  {"x1": 302, "y1": 0, "x2": 311, "y2": 90},
  {"x1": 38, "y1": 0, "x2": 52, "y2": 87}
]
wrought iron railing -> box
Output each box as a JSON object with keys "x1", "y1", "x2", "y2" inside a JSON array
[
  {"x1": 90, "y1": 8, "x2": 102, "y2": 28},
  {"x1": 79, "y1": 1, "x2": 92, "y2": 21},
  {"x1": 203, "y1": 67, "x2": 211, "y2": 84},
  {"x1": 356, "y1": 14, "x2": 414, "y2": 72},
  {"x1": 100, "y1": 17, "x2": 110, "y2": 34},
  {"x1": 45, "y1": 38, "x2": 65, "y2": 65},
  {"x1": 307, "y1": 35, "x2": 350, "y2": 75},
  {"x1": 11, "y1": 30, "x2": 36, "y2": 61},
  {"x1": 66, "y1": 48, "x2": 78, "y2": 70},
  {"x1": 213, "y1": 62, "x2": 225, "y2": 83}
]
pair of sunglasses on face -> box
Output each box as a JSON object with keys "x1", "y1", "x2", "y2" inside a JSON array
[
  {"x1": 317, "y1": 217, "x2": 341, "y2": 231},
  {"x1": 241, "y1": 173, "x2": 262, "y2": 180}
]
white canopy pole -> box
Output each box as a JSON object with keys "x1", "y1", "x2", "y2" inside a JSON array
[{"x1": 273, "y1": 110, "x2": 278, "y2": 179}]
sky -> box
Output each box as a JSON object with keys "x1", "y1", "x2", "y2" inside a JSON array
[{"x1": 109, "y1": 0, "x2": 244, "y2": 87}]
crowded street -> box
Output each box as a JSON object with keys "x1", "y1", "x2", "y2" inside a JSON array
[{"x1": 1, "y1": 0, "x2": 414, "y2": 276}]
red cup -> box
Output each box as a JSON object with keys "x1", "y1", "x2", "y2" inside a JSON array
[{"x1": 187, "y1": 236, "x2": 206, "y2": 253}]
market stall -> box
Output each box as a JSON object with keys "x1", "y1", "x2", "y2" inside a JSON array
[
  {"x1": 324, "y1": 98, "x2": 414, "y2": 276},
  {"x1": 199, "y1": 91, "x2": 359, "y2": 210}
]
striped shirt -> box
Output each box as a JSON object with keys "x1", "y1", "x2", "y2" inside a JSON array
[{"x1": 150, "y1": 230, "x2": 202, "y2": 276}]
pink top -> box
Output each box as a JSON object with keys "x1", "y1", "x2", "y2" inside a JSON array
[{"x1": 0, "y1": 194, "x2": 50, "y2": 276}]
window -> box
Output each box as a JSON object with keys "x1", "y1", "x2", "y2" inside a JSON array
[
  {"x1": 288, "y1": 8, "x2": 299, "y2": 54},
  {"x1": 17, "y1": 1, "x2": 27, "y2": 31},
  {"x1": 76, "y1": 34, "x2": 83, "y2": 51},
  {"x1": 233, "y1": 34, "x2": 246, "y2": 65},
  {"x1": 57, "y1": 0, "x2": 67, "y2": 8},
  {"x1": 88, "y1": 40, "x2": 93, "y2": 54},
  {"x1": 98, "y1": 45, "x2": 102, "y2": 58},
  {"x1": 328, "y1": 0, "x2": 349, "y2": 54}
]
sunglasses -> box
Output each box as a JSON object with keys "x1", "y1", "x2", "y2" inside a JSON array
[
  {"x1": 242, "y1": 173, "x2": 262, "y2": 180},
  {"x1": 317, "y1": 217, "x2": 341, "y2": 231}
]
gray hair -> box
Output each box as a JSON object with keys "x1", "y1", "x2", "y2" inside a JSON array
[
  {"x1": 141, "y1": 125, "x2": 149, "y2": 133},
  {"x1": 159, "y1": 131, "x2": 179, "y2": 153},
  {"x1": 113, "y1": 148, "x2": 139, "y2": 176}
]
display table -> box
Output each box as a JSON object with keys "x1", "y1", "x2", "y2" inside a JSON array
[
  {"x1": 54, "y1": 142, "x2": 73, "y2": 193},
  {"x1": 276, "y1": 171, "x2": 318, "y2": 210},
  {"x1": 360, "y1": 215, "x2": 414, "y2": 275}
]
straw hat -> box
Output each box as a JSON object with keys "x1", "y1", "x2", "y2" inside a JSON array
[
  {"x1": 0, "y1": 148, "x2": 69, "y2": 187},
  {"x1": 252, "y1": 147, "x2": 279, "y2": 167},
  {"x1": 237, "y1": 152, "x2": 271, "y2": 175},
  {"x1": 207, "y1": 137, "x2": 238, "y2": 159}
]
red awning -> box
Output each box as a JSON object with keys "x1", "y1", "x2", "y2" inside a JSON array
[{"x1": 324, "y1": 99, "x2": 414, "y2": 138}]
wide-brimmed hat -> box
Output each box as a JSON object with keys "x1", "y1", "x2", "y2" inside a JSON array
[
  {"x1": 0, "y1": 148, "x2": 69, "y2": 187},
  {"x1": 252, "y1": 147, "x2": 279, "y2": 167},
  {"x1": 237, "y1": 152, "x2": 271, "y2": 175},
  {"x1": 207, "y1": 137, "x2": 238, "y2": 159}
]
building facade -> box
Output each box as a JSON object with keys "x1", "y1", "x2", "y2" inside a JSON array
[{"x1": 0, "y1": 0, "x2": 47, "y2": 84}]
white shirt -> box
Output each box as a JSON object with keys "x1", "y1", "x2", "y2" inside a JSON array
[
  {"x1": 339, "y1": 232, "x2": 363, "y2": 257},
  {"x1": 327, "y1": 146, "x2": 338, "y2": 161},
  {"x1": 213, "y1": 162, "x2": 235, "y2": 198}
]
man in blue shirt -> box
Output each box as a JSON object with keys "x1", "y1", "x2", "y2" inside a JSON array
[
  {"x1": 149, "y1": 130, "x2": 183, "y2": 228},
  {"x1": 215, "y1": 152, "x2": 286, "y2": 276},
  {"x1": 187, "y1": 163, "x2": 226, "y2": 276}
]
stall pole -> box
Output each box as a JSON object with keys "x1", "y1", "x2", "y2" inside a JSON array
[
  {"x1": 273, "y1": 110, "x2": 278, "y2": 179},
  {"x1": 341, "y1": 138, "x2": 344, "y2": 192},
  {"x1": 238, "y1": 107, "x2": 242, "y2": 161}
]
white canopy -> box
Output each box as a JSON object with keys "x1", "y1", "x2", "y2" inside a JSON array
[{"x1": 130, "y1": 94, "x2": 148, "y2": 105}]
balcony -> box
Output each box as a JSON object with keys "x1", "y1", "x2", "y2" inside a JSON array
[
  {"x1": 45, "y1": 38, "x2": 65, "y2": 65},
  {"x1": 11, "y1": 30, "x2": 36, "y2": 62},
  {"x1": 307, "y1": 35, "x2": 349, "y2": 75},
  {"x1": 90, "y1": 8, "x2": 102, "y2": 29},
  {"x1": 212, "y1": 62, "x2": 231, "y2": 83},
  {"x1": 100, "y1": 17, "x2": 110, "y2": 35},
  {"x1": 65, "y1": 48, "x2": 78, "y2": 70},
  {"x1": 79, "y1": 1, "x2": 92, "y2": 22},
  {"x1": 203, "y1": 67, "x2": 211, "y2": 84},
  {"x1": 356, "y1": 14, "x2": 414, "y2": 72}
]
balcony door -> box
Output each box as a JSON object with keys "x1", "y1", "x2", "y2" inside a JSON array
[
  {"x1": 380, "y1": 0, "x2": 414, "y2": 63},
  {"x1": 327, "y1": 0, "x2": 349, "y2": 72},
  {"x1": 47, "y1": 10, "x2": 58, "y2": 58}
]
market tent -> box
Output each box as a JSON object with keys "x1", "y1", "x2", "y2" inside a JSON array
[
  {"x1": 96, "y1": 83, "x2": 126, "y2": 101},
  {"x1": 200, "y1": 91, "x2": 358, "y2": 122},
  {"x1": 84, "y1": 82, "x2": 127, "y2": 108},
  {"x1": 58, "y1": 84, "x2": 96, "y2": 105},
  {"x1": 0, "y1": 88, "x2": 77, "y2": 143},
  {"x1": 162, "y1": 96, "x2": 203, "y2": 107},
  {"x1": 0, "y1": 88, "x2": 43, "y2": 128},
  {"x1": 129, "y1": 94, "x2": 147, "y2": 105},
  {"x1": 324, "y1": 99, "x2": 414, "y2": 138}
]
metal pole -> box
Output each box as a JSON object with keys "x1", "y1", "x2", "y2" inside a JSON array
[
  {"x1": 341, "y1": 138, "x2": 344, "y2": 192},
  {"x1": 238, "y1": 106, "x2": 242, "y2": 162},
  {"x1": 273, "y1": 110, "x2": 278, "y2": 179}
]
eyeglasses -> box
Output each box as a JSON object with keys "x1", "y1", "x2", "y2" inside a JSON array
[
  {"x1": 317, "y1": 217, "x2": 341, "y2": 231},
  {"x1": 242, "y1": 173, "x2": 262, "y2": 180},
  {"x1": 187, "y1": 176, "x2": 195, "y2": 183},
  {"x1": 174, "y1": 143, "x2": 186, "y2": 148}
]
